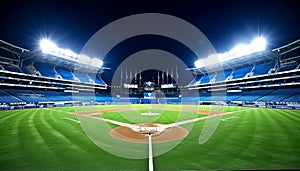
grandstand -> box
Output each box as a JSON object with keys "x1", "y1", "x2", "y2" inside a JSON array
[{"x1": 0, "y1": 37, "x2": 299, "y2": 110}]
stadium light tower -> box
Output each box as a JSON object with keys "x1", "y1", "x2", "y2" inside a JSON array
[
  {"x1": 194, "y1": 37, "x2": 267, "y2": 68},
  {"x1": 39, "y1": 38, "x2": 103, "y2": 68},
  {"x1": 40, "y1": 39, "x2": 77, "y2": 61},
  {"x1": 40, "y1": 39, "x2": 59, "y2": 54}
]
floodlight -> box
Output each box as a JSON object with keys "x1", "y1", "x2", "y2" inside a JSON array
[
  {"x1": 251, "y1": 37, "x2": 266, "y2": 51},
  {"x1": 62, "y1": 49, "x2": 78, "y2": 58},
  {"x1": 194, "y1": 37, "x2": 267, "y2": 68},
  {"x1": 219, "y1": 37, "x2": 266, "y2": 62},
  {"x1": 78, "y1": 54, "x2": 91, "y2": 64},
  {"x1": 40, "y1": 39, "x2": 58, "y2": 53},
  {"x1": 90, "y1": 58, "x2": 103, "y2": 68},
  {"x1": 40, "y1": 39, "x2": 104, "y2": 68},
  {"x1": 194, "y1": 59, "x2": 204, "y2": 68}
]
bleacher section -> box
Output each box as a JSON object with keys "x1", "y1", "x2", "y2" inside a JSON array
[
  {"x1": 189, "y1": 75, "x2": 202, "y2": 86},
  {"x1": 215, "y1": 70, "x2": 232, "y2": 82},
  {"x1": 258, "y1": 88, "x2": 299, "y2": 102},
  {"x1": 95, "y1": 75, "x2": 107, "y2": 86},
  {"x1": 232, "y1": 66, "x2": 253, "y2": 79},
  {"x1": 0, "y1": 89, "x2": 23, "y2": 103},
  {"x1": 56, "y1": 67, "x2": 74, "y2": 81},
  {"x1": 33, "y1": 90, "x2": 72, "y2": 101},
  {"x1": 34, "y1": 62, "x2": 56, "y2": 78},
  {"x1": 282, "y1": 92, "x2": 300, "y2": 103},
  {"x1": 253, "y1": 62, "x2": 274, "y2": 76},
  {"x1": 74, "y1": 72, "x2": 90, "y2": 83},
  {"x1": 278, "y1": 64, "x2": 298, "y2": 72},
  {"x1": 4, "y1": 89, "x2": 50, "y2": 103},
  {"x1": 2, "y1": 65, "x2": 22, "y2": 73},
  {"x1": 230, "y1": 89, "x2": 272, "y2": 102}
]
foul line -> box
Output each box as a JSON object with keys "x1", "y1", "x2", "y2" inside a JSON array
[
  {"x1": 162, "y1": 112, "x2": 232, "y2": 129},
  {"x1": 233, "y1": 108, "x2": 258, "y2": 113},
  {"x1": 221, "y1": 116, "x2": 238, "y2": 121},
  {"x1": 63, "y1": 117, "x2": 81, "y2": 123},
  {"x1": 148, "y1": 133, "x2": 153, "y2": 171}
]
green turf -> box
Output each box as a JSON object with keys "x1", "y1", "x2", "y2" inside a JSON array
[{"x1": 0, "y1": 105, "x2": 299, "y2": 170}]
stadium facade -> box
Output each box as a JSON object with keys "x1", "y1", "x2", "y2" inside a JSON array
[{"x1": 0, "y1": 38, "x2": 299, "y2": 110}]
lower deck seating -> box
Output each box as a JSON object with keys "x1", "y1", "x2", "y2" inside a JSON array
[
  {"x1": 4, "y1": 89, "x2": 50, "y2": 103},
  {"x1": 0, "y1": 89, "x2": 23, "y2": 103},
  {"x1": 258, "y1": 88, "x2": 299, "y2": 102}
]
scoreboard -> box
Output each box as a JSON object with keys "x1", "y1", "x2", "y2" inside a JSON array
[
  {"x1": 144, "y1": 81, "x2": 155, "y2": 91},
  {"x1": 143, "y1": 92, "x2": 156, "y2": 99}
]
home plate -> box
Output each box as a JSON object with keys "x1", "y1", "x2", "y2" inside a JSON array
[{"x1": 141, "y1": 112, "x2": 160, "y2": 116}]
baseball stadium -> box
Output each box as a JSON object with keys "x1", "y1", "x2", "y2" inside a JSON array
[{"x1": 0, "y1": 1, "x2": 299, "y2": 171}]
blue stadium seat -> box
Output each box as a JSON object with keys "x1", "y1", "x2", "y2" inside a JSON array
[
  {"x1": 0, "y1": 89, "x2": 23, "y2": 103},
  {"x1": 2, "y1": 65, "x2": 22, "y2": 73},
  {"x1": 234, "y1": 89, "x2": 273, "y2": 102},
  {"x1": 278, "y1": 64, "x2": 297, "y2": 72},
  {"x1": 215, "y1": 70, "x2": 232, "y2": 82},
  {"x1": 4, "y1": 89, "x2": 50, "y2": 103},
  {"x1": 73, "y1": 72, "x2": 90, "y2": 83},
  {"x1": 282, "y1": 92, "x2": 300, "y2": 103},
  {"x1": 189, "y1": 75, "x2": 202, "y2": 86},
  {"x1": 259, "y1": 88, "x2": 299, "y2": 102},
  {"x1": 232, "y1": 66, "x2": 253, "y2": 79},
  {"x1": 253, "y1": 62, "x2": 274, "y2": 76},
  {"x1": 34, "y1": 90, "x2": 72, "y2": 101},
  {"x1": 34, "y1": 62, "x2": 56, "y2": 78},
  {"x1": 56, "y1": 68, "x2": 74, "y2": 81},
  {"x1": 95, "y1": 75, "x2": 107, "y2": 86}
]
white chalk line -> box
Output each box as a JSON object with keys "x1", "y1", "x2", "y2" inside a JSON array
[
  {"x1": 221, "y1": 116, "x2": 239, "y2": 121},
  {"x1": 62, "y1": 117, "x2": 81, "y2": 123},
  {"x1": 43, "y1": 108, "x2": 70, "y2": 114},
  {"x1": 148, "y1": 134, "x2": 153, "y2": 171},
  {"x1": 232, "y1": 108, "x2": 258, "y2": 113}
]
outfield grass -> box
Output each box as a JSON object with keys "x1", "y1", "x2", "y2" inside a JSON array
[{"x1": 0, "y1": 105, "x2": 299, "y2": 170}]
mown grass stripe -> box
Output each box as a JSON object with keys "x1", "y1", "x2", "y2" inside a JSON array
[
  {"x1": 275, "y1": 109, "x2": 300, "y2": 123},
  {"x1": 10, "y1": 110, "x2": 32, "y2": 135},
  {"x1": 0, "y1": 110, "x2": 24, "y2": 124}
]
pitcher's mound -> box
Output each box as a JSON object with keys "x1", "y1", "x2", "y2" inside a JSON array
[{"x1": 109, "y1": 123, "x2": 189, "y2": 143}]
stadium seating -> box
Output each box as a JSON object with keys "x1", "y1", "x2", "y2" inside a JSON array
[
  {"x1": 232, "y1": 89, "x2": 273, "y2": 102},
  {"x1": 0, "y1": 89, "x2": 23, "y2": 103},
  {"x1": 2, "y1": 65, "x2": 22, "y2": 73},
  {"x1": 34, "y1": 62, "x2": 56, "y2": 78},
  {"x1": 33, "y1": 90, "x2": 72, "y2": 101},
  {"x1": 189, "y1": 75, "x2": 202, "y2": 86},
  {"x1": 232, "y1": 66, "x2": 253, "y2": 79},
  {"x1": 4, "y1": 89, "x2": 50, "y2": 103},
  {"x1": 56, "y1": 67, "x2": 74, "y2": 81},
  {"x1": 282, "y1": 92, "x2": 300, "y2": 103},
  {"x1": 258, "y1": 88, "x2": 299, "y2": 102},
  {"x1": 215, "y1": 70, "x2": 232, "y2": 82},
  {"x1": 252, "y1": 62, "x2": 274, "y2": 76},
  {"x1": 200, "y1": 73, "x2": 215, "y2": 84},
  {"x1": 95, "y1": 75, "x2": 107, "y2": 86},
  {"x1": 277, "y1": 64, "x2": 298, "y2": 72},
  {"x1": 73, "y1": 72, "x2": 90, "y2": 83}
]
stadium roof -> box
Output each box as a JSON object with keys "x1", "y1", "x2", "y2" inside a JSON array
[{"x1": 0, "y1": 0, "x2": 299, "y2": 82}]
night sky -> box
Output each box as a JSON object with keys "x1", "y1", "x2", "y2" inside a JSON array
[{"x1": 0, "y1": 0, "x2": 299, "y2": 81}]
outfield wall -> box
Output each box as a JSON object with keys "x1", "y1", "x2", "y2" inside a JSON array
[{"x1": 1, "y1": 99, "x2": 299, "y2": 110}]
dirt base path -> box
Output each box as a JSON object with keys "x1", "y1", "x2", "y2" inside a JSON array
[{"x1": 109, "y1": 123, "x2": 189, "y2": 143}]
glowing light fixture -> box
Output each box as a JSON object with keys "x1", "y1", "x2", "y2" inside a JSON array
[
  {"x1": 40, "y1": 39, "x2": 59, "y2": 53},
  {"x1": 40, "y1": 39, "x2": 103, "y2": 68},
  {"x1": 194, "y1": 37, "x2": 266, "y2": 68}
]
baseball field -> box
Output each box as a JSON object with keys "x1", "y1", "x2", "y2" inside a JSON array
[{"x1": 0, "y1": 104, "x2": 299, "y2": 170}]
